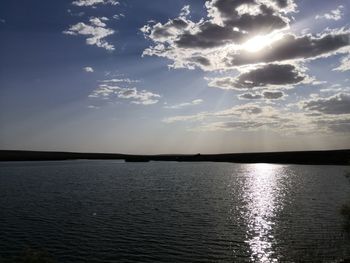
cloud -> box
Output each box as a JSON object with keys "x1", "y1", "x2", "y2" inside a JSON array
[
  {"x1": 89, "y1": 17, "x2": 109, "y2": 27},
  {"x1": 163, "y1": 103, "x2": 307, "y2": 133},
  {"x1": 205, "y1": 120, "x2": 266, "y2": 131},
  {"x1": 0, "y1": 18, "x2": 5, "y2": 24},
  {"x1": 316, "y1": 118, "x2": 350, "y2": 133},
  {"x1": 67, "y1": 9, "x2": 85, "y2": 17},
  {"x1": 225, "y1": 30, "x2": 350, "y2": 67},
  {"x1": 100, "y1": 78, "x2": 140, "y2": 84},
  {"x1": 315, "y1": 5, "x2": 344, "y2": 21},
  {"x1": 239, "y1": 91, "x2": 285, "y2": 100},
  {"x1": 164, "y1": 99, "x2": 203, "y2": 109},
  {"x1": 141, "y1": 1, "x2": 350, "y2": 71},
  {"x1": 163, "y1": 103, "x2": 272, "y2": 123},
  {"x1": 113, "y1": 13, "x2": 125, "y2": 20},
  {"x1": 207, "y1": 64, "x2": 309, "y2": 90},
  {"x1": 88, "y1": 105, "x2": 100, "y2": 109},
  {"x1": 63, "y1": 17, "x2": 115, "y2": 50},
  {"x1": 301, "y1": 93, "x2": 350, "y2": 115},
  {"x1": 141, "y1": 0, "x2": 295, "y2": 70},
  {"x1": 239, "y1": 93, "x2": 263, "y2": 100},
  {"x1": 164, "y1": 100, "x2": 350, "y2": 134},
  {"x1": 83, "y1": 66, "x2": 94, "y2": 72},
  {"x1": 319, "y1": 84, "x2": 349, "y2": 94},
  {"x1": 163, "y1": 113, "x2": 208, "y2": 124},
  {"x1": 333, "y1": 54, "x2": 350, "y2": 72},
  {"x1": 263, "y1": 91, "x2": 285, "y2": 99},
  {"x1": 89, "y1": 78, "x2": 160, "y2": 105},
  {"x1": 72, "y1": 0, "x2": 119, "y2": 7}
]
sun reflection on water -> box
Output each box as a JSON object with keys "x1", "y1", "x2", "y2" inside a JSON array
[{"x1": 242, "y1": 163, "x2": 284, "y2": 262}]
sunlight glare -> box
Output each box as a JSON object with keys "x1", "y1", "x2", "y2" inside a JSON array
[
  {"x1": 243, "y1": 33, "x2": 283, "y2": 53},
  {"x1": 242, "y1": 163, "x2": 285, "y2": 262}
]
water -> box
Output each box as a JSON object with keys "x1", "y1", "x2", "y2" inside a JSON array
[{"x1": 0, "y1": 161, "x2": 349, "y2": 262}]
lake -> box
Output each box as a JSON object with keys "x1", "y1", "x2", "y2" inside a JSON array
[{"x1": 0, "y1": 161, "x2": 350, "y2": 262}]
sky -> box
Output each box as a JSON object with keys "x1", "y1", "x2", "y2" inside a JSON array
[{"x1": 0, "y1": 0, "x2": 350, "y2": 154}]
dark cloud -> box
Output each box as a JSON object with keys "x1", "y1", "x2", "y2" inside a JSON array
[
  {"x1": 302, "y1": 93, "x2": 350, "y2": 114},
  {"x1": 217, "y1": 121, "x2": 265, "y2": 130},
  {"x1": 174, "y1": 0, "x2": 289, "y2": 49},
  {"x1": 239, "y1": 93, "x2": 263, "y2": 100},
  {"x1": 209, "y1": 64, "x2": 307, "y2": 90},
  {"x1": 263, "y1": 91, "x2": 285, "y2": 99},
  {"x1": 237, "y1": 64, "x2": 305, "y2": 87},
  {"x1": 226, "y1": 32, "x2": 350, "y2": 66},
  {"x1": 190, "y1": 56, "x2": 211, "y2": 66},
  {"x1": 273, "y1": 0, "x2": 289, "y2": 8},
  {"x1": 143, "y1": 0, "x2": 291, "y2": 51},
  {"x1": 175, "y1": 22, "x2": 246, "y2": 49}
]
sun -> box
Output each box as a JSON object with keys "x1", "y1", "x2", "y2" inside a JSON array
[{"x1": 243, "y1": 33, "x2": 283, "y2": 53}]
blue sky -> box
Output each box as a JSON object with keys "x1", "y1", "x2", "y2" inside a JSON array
[{"x1": 0, "y1": 0, "x2": 350, "y2": 154}]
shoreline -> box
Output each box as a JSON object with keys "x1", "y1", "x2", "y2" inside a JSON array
[{"x1": 1, "y1": 149, "x2": 349, "y2": 166}]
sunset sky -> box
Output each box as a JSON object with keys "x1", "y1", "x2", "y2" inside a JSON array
[{"x1": 0, "y1": 0, "x2": 350, "y2": 154}]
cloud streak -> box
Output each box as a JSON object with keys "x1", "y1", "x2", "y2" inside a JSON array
[
  {"x1": 164, "y1": 99, "x2": 203, "y2": 109},
  {"x1": 334, "y1": 54, "x2": 350, "y2": 72},
  {"x1": 72, "y1": 0, "x2": 119, "y2": 7}
]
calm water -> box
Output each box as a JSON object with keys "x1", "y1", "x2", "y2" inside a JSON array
[{"x1": 0, "y1": 161, "x2": 350, "y2": 262}]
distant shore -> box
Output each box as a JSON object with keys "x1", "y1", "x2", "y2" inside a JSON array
[{"x1": 0, "y1": 149, "x2": 349, "y2": 165}]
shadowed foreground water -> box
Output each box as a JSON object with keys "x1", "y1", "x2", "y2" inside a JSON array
[{"x1": 0, "y1": 161, "x2": 350, "y2": 262}]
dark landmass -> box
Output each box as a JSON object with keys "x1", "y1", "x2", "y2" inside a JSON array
[{"x1": 0, "y1": 149, "x2": 350, "y2": 165}]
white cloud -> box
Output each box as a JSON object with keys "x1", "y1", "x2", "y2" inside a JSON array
[
  {"x1": 63, "y1": 17, "x2": 115, "y2": 50},
  {"x1": 88, "y1": 105, "x2": 100, "y2": 109},
  {"x1": 89, "y1": 17, "x2": 108, "y2": 27},
  {"x1": 67, "y1": 9, "x2": 85, "y2": 17},
  {"x1": 89, "y1": 82, "x2": 161, "y2": 106},
  {"x1": 164, "y1": 99, "x2": 203, "y2": 109},
  {"x1": 72, "y1": 0, "x2": 119, "y2": 7},
  {"x1": 315, "y1": 5, "x2": 344, "y2": 21},
  {"x1": 333, "y1": 54, "x2": 350, "y2": 72},
  {"x1": 100, "y1": 78, "x2": 140, "y2": 84},
  {"x1": 83, "y1": 67, "x2": 94, "y2": 72},
  {"x1": 163, "y1": 112, "x2": 209, "y2": 124},
  {"x1": 0, "y1": 18, "x2": 5, "y2": 24}
]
